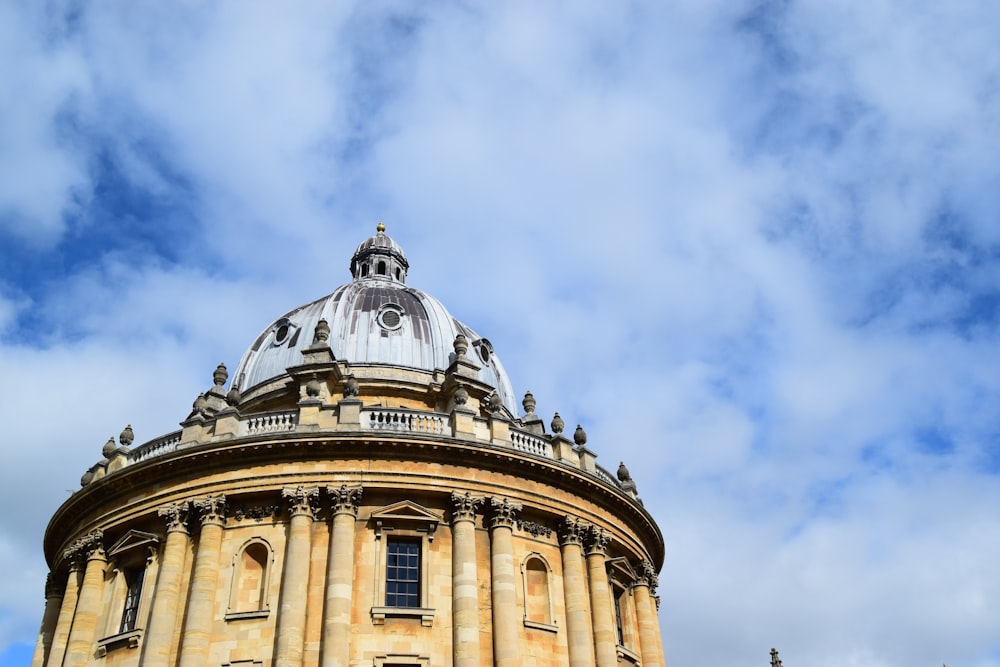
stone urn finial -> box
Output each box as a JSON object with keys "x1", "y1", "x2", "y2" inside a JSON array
[
  {"x1": 574, "y1": 425, "x2": 587, "y2": 446},
  {"x1": 487, "y1": 392, "x2": 502, "y2": 414},
  {"x1": 119, "y1": 424, "x2": 134, "y2": 447},
  {"x1": 193, "y1": 392, "x2": 208, "y2": 414},
  {"x1": 306, "y1": 374, "x2": 322, "y2": 398},
  {"x1": 344, "y1": 376, "x2": 360, "y2": 397},
  {"x1": 313, "y1": 318, "x2": 330, "y2": 345},
  {"x1": 454, "y1": 333, "x2": 469, "y2": 358},
  {"x1": 522, "y1": 391, "x2": 536, "y2": 416},
  {"x1": 213, "y1": 363, "x2": 228, "y2": 387},
  {"x1": 551, "y1": 412, "x2": 564, "y2": 434},
  {"x1": 453, "y1": 386, "x2": 469, "y2": 406},
  {"x1": 617, "y1": 461, "x2": 633, "y2": 482},
  {"x1": 226, "y1": 385, "x2": 241, "y2": 407},
  {"x1": 102, "y1": 437, "x2": 117, "y2": 458}
]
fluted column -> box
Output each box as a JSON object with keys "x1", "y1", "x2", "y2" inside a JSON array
[
  {"x1": 633, "y1": 561, "x2": 663, "y2": 667},
  {"x1": 450, "y1": 492, "x2": 483, "y2": 667},
  {"x1": 44, "y1": 560, "x2": 80, "y2": 667},
  {"x1": 275, "y1": 485, "x2": 319, "y2": 667},
  {"x1": 585, "y1": 527, "x2": 616, "y2": 667},
  {"x1": 178, "y1": 495, "x2": 226, "y2": 667},
  {"x1": 31, "y1": 573, "x2": 64, "y2": 667},
  {"x1": 559, "y1": 517, "x2": 595, "y2": 667},
  {"x1": 142, "y1": 501, "x2": 191, "y2": 667},
  {"x1": 63, "y1": 531, "x2": 107, "y2": 667},
  {"x1": 320, "y1": 484, "x2": 362, "y2": 667},
  {"x1": 486, "y1": 497, "x2": 522, "y2": 667}
]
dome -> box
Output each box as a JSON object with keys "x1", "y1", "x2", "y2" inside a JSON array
[{"x1": 233, "y1": 225, "x2": 518, "y2": 412}]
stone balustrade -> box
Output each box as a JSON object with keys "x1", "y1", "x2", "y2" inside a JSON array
[{"x1": 363, "y1": 407, "x2": 446, "y2": 434}]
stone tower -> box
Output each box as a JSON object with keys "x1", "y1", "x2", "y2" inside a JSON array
[{"x1": 33, "y1": 225, "x2": 666, "y2": 667}]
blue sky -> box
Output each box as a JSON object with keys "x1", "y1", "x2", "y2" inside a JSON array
[{"x1": 2, "y1": 2, "x2": 1000, "y2": 666}]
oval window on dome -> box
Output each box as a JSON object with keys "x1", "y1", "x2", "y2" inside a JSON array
[
  {"x1": 475, "y1": 338, "x2": 493, "y2": 364},
  {"x1": 272, "y1": 319, "x2": 294, "y2": 346},
  {"x1": 377, "y1": 305, "x2": 403, "y2": 331}
]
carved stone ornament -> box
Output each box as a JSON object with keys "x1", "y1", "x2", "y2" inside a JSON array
[
  {"x1": 573, "y1": 425, "x2": 587, "y2": 447},
  {"x1": 282, "y1": 485, "x2": 320, "y2": 518},
  {"x1": 102, "y1": 437, "x2": 117, "y2": 458},
  {"x1": 453, "y1": 386, "x2": 469, "y2": 406},
  {"x1": 770, "y1": 648, "x2": 783, "y2": 667},
  {"x1": 487, "y1": 392, "x2": 503, "y2": 414},
  {"x1": 486, "y1": 497, "x2": 522, "y2": 530},
  {"x1": 233, "y1": 504, "x2": 281, "y2": 523},
  {"x1": 551, "y1": 412, "x2": 565, "y2": 434},
  {"x1": 328, "y1": 483, "x2": 363, "y2": 516},
  {"x1": 517, "y1": 520, "x2": 552, "y2": 538},
  {"x1": 193, "y1": 494, "x2": 227, "y2": 524},
  {"x1": 558, "y1": 516, "x2": 588, "y2": 547},
  {"x1": 63, "y1": 529, "x2": 106, "y2": 566},
  {"x1": 213, "y1": 363, "x2": 228, "y2": 387},
  {"x1": 313, "y1": 318, "x2": 331, "y2": 345},
  {"x1": 119, "y1": 424, "x2": 134, "y2": 447},
  {"x1": 453, "y1": 333, "x2": 469, "y2": 358},
  {"x1": 617, "y1": 461, "x2": 632, "y2": 483},
  {"x1": 226, "y1": 385, "x2": 242, "y2": 407},
  {"x1": 449, "y1": 491, "x2": 482, "y2": 523},
  {"x1": 344, "y1": 376, "x2": 360, "y2": 398},
  {"x1": 306, "y1": 374, "x2": 322, "y2": 398},
  {"x1": 158, "y1": 501, "x2": 191, "y2": 533},
  {"x1": 44, "y1": 572, "x2": 64, "y2": 599},
  {"x1": 585, "y1": 525, "x2": 609, "y2": 556},
  {"x1": 522, "y1": 391, "x2": 536, "y2": 416}
]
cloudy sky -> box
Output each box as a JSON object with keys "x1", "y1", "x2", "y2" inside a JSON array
[{"x1": 2, "y1": 1, "x2": 999, "y2": 665}]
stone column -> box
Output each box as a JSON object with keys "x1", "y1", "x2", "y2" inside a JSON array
[
  {"x1": 584, "y1": 527, "x2": 617, "y2": 667},
  {"x1": 44, "y1": 561, "x2": 81, "y2": 667},
  {"x1": 142, "y1": 501, "x2": 191, "y2": 667},
  {"x1": 450, "y1": 492, "x2": 483, "y2": 667},
  {"x1": 275, "y1": 485, "x2": 319, "y2": 667},
  {"x1": 30, "y1": 573, "x2": 64, "y2": 667},
  {"x1": 320, "y1": 484, "x2": 362, "y2": 667},
  {"x1": 486, "y1": 497, "x2": 522, "y2": 667},
  {"x1": 559, "y1": 517, "x2": 595, "y2": 667},
  {"x1": 63, "y1": 531, "x2": 107, "y2": 667},
  {"x1": 633, "y1": 561, "x2": 663, "y2": 667},
  {"x1": 178, "y1": 495, "x2": 226, "y2": 667}
]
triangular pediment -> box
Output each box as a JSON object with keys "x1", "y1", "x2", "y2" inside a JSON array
[
  {"x1": 370, "y1": 500, "x2": 443, "y2": 524},
  {"x1": 108, "y1": 530, "x2": 160, "y2": 558},
  {"x1": 606, "y1": 556, "x2": 637, "y2": 584}
]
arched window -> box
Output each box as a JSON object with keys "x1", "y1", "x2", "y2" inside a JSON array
[
  {"x1": 395, "y1": 267, "x2": 401, "y2": 280},
  {"x1": 361, "y1": 263, "x2": 369, "y2": 277},
  {"x1": 228, "y1": 539, "x2": 272, "y2": 619},
  {"x1": 377, "y1": 260, "x2": 386, "y2": 275},
  {"x1": 521, "y1": 554, "x2": 555, "y2": 630}
]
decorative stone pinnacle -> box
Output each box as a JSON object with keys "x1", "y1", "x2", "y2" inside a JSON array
[
  {"x1": 453, "y1": 386, "x2": 469, "y2": 406},
  {"x1": 102, "y1": 437, "x2": 117, "y2": 458},
  {"x1": 522, "y1": 391, "x2": 536, "y2": 416},
  {"x1": 313, "y1": 318, "x2": 331, "y2": 345},
  {"x1": 617, "y1": 461, "x2": 632, "y2": 482},
  {"x1": 486, "y1": 496, "x2": 522, "y2": 530},
  {"x1": 551, "y1": 412, "x2": 564, "y2": 434},
  {"x1": 487, "y1": 392, "x2": 502, "y2": 414},
  {"x1": 193, "y1": 494, "x2": 227, "y2": 524},
  {"x1": 306, "y1": 374, "x2": 322, "y2": 398},
  {"x1": 213, "y1": 363, "x2": 228, "y2": 387},
  {"x1": 193, "y1": 392, "x2": 208, "y2": 412},
  {"x1": 450, "y1": 491, "x2": 483, "y2": 522},
  {"x1": 328, "y1": 484, "x2": 363, "y2": 516},
  {"x1": 453, "y1": 333, "x2": 469, "y2": 358},
  {"x1": 119, "y1": 424, "x2": 134, "y2": 447},
  {"x1": 158, "y1": 501, "x2": 191, "y2": 533},
  {"x1": 282, "y1": 485, "x2": 320, "y2": 517},
  {"x1": 344, "y1": 376, "x2": 360, "y2": 397},
  {"x1": 770, "y1": 648, "x2": 783, "y2": 667},
  {"x1": 558, "y1": 515, "x2": 588, "y2": 546},
  {"x1": 226, "y1": 385, "x2": 242, "y2": 407},
  {"x1": 573, "y1": 424, "x2": 587, "y2": 446}
]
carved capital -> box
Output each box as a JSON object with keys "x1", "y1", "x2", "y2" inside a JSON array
[
  {"x1": 485, "y1": 496, "x2": 522, "y2": 530},
  {"x1": 558, "y1": 516, "x2": 588, "y2": 547},
  {"x1": 282, "y1": 485, "x2": 320, "y2": 518},
  {"x1": 449, "y1": 491, "x2": 483, "y2": 524},
  {"x1": 44, "y1": 571, "x2": 64, "y2": 599},
  {"x1": 637, "y1": 559, "x2": 659, "y2": 592},
  {"x1": 193, "y1": 494, "x2": 227, "y2": 526},
  {"x1": 584, "y1": 525, "x2": 609, "y2": 557},
  {"x1": 158, "y1": 501, "x2": 191, "y2": 534},
  {"x1": 63, "y1": 530, "x2": 105, "y2": 567},
  {"x1": 328, "y1": 483, "x2": 363, "y2": 517}
]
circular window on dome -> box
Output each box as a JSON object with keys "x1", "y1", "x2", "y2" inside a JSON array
[
  {"x1": 475, "y1": 338, "x2": 493, "y2": 364},
  {"x1": 377, "y1": 305, "x2": 404, "y2": 331},
  {"x1": 272, "y1": 319, "x2": 295, "y2": 346}
]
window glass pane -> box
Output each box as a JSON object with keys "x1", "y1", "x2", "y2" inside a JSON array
[{"x1": 386, "y1": 538, "x2": 421, "y2": 608}]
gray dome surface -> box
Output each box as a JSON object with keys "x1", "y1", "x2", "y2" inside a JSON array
[{"x1": 233, "y1": 226, "x2": 518, "y2": 413}]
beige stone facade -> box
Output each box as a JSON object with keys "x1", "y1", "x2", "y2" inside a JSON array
[{"x1": 34, "y1": 227, "x2": 666, "y2": 667}]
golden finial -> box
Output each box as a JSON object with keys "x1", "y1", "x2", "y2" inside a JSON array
[{"x1": 376, "y1": 221, "x2": 386, "y2": 233}]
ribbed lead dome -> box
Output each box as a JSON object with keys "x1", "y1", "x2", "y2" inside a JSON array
[{"x1": 232, "y1": 225, "x2": 518, "y2": 412}]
